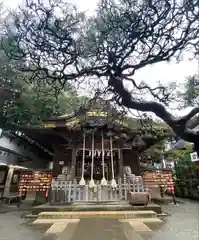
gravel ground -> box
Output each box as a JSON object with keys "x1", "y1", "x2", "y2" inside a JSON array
[{"x1": 145, "y1": 199, "x2": 199, "y2": 240}]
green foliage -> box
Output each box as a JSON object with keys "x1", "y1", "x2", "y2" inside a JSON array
[
  {"x1": 123, "y1": 115, "x2": 169, "y2": 132},
  {"x1": 181, "y1": 75, "x2": 199, "y2": 107},
  {"x1": 166, "y1": 143, "x2": 199, "y2": 200},
  {"x1": 141, "y1": 141, "x2": 166, "y2": 164},
  {"x1": 2, "y1": 80, "x2": 82, "y2": 125},
  {"x1": 0, "y1": 43, "x2": 82, "y2": 128},
  {"x1": 164, "y1": 144, "x2": 193, "y2": 162},
  {"x1": 170, "y1": 144, "x2": 198, "y2": 183}
]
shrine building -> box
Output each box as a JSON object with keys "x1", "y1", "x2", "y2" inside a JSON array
[{"x1": 17, "y1": 99, "x2": 170, "y2": 203}]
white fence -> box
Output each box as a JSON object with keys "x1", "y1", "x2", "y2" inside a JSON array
[{"x1": 51, "y1": 177, "x2": 146, "y2": 204}]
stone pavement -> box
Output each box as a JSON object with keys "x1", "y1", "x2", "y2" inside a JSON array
[
  {"x1": 42, "y1": 218, "x2": 155, "y2": 240},
  {"x1": 0, "y1": 211, "x2": 46, "y2": 240},
  {"x1": 34, "y1": 210, "x2": 162, "y2": 239},
  {"x1": 0, "y1": 199, "x2": 199, "y2": 240},
  {"x1": 34, "y1": 217, "x2": 163, "y2": 240},
  {"x1": 68, "y1": 219, "x2": 130, "y2": 240}
]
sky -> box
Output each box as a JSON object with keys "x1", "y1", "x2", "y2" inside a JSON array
[{"x1": 4, "y1": 0, "x2": 199, "y2": 117}]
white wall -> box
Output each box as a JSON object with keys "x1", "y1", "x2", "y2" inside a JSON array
[{"x1": 0, "y1": 135, "x2": 49, "y2": 169}]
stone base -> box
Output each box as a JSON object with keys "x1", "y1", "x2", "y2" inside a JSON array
[
  {"x1": 37, "y1": 210, "x2": 157, "y2": 219},
  {"x1": 152, "y1": 196, "x2": 174, "y2": 204},
  {"x1": 128, "y1": 192, "x2": 149, "y2": 206},
  {"x1": 32, "y1": 201, "x2": 162, "y2": 215}
]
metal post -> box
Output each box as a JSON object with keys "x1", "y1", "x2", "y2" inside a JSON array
[{"x1": 172, "y1": 192, "x2": 177, "y2": 205}]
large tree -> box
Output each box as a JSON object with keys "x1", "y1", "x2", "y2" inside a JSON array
[{"x1": 3, "y1": 0, "x2": 199, "y2": 150}]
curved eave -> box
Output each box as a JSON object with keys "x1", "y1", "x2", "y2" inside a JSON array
[
  {"x1": 3, "y1": 130, "x2": 52, "y2": 159},
  {"x1": 16, "y1": 117, "x2": 171, "y2": 154}
]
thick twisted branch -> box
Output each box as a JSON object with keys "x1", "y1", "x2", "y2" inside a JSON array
[{"x1": 3, "y1": 0, "x2": 199, "y2": 144}]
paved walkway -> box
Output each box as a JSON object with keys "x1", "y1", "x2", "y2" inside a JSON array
[
  {"x1": 42, "y1": 218, "x2": 152, "y2": 240},
  {"x1": 0, "y1": 211, "x2": 45, "y2": 240},
  {"x1": 0, "y1": 199, "x2": 199, "y2": 240},
  {"x1": 68, "y1": 219, "x2": 129, "y2": 240}
]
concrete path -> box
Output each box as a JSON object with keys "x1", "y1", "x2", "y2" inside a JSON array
[
  {"x1": 68, "y1": 219, "x2": 129, "y2": 240},
  {"x1": 0, "y1": 199, "x2": 199, "y2": 240},
  {"x1": 39, "y1": 218, "x2": 158, "y2": 240}
]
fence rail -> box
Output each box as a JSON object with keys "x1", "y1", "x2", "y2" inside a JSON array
[{"x1": 51, "y1": 178, "x2": 146, "y2": 204}]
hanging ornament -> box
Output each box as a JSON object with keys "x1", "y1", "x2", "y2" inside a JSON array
[
  {"x1": 95, "y1": 150, "x2": 98, "y2": 157},
  {"x1": 89, "y1": 150, "x2": 92, "y2": 156},
  {"x1": 97, "y1": 150, "x2": 101, "y2": 157},
  {"x1": 110, "y1": 133, "x2": 117, "y2": 189},
  {"x1": 101, "y1": 130, "x2": 107, "y2": 186},
  {"x1": 111, "y1": 178, "x2": 117, "y2": 189},
  {"x1": 89, "y1": 131, "x2": 95, "y2": 188},
  {"x1": 89, "y1": 178, "x2": 95, "y2": 188},
  {"x1": 79, "y1": 131, "x2": 86, "y2": 186},
  {"x1": 107, "y1": 150, "x2": 110, "y2": 156},
  {"x1": 76, "y1": 150, "x2": 79, "y2": 156}
]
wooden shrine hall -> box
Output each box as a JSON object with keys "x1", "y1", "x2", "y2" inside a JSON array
[{"x1": 18, "y1": 99, "x2": 170, "y2": 204}]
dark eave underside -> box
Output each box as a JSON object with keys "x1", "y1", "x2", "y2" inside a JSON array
[
  {"x1": 15, "y1": 99, "x2": 171, "y2": 154},
  {"x1": 17, "y1": 124, "x2": 170, "y2": 154},
  {"x1": 3, "y1": 131, "x2": 52, "y2": 160}
]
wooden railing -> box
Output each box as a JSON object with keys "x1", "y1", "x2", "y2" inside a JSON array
[{"x1": 51, "y1": 176, "x2": 146, "y2": 204}]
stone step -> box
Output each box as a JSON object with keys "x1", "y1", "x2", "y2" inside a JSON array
[
  {"x1": 38, "y1": 210, "x2": 157, "y2": 219},
  {"x1": 32, "y1": 203, "x2": 162, "y2": 215},
  {"x1": 120, "y1": 218, "x2": 163, "y2": 223},
  {"x1": 45, "y1": 222, "x2": 69, "y2": 234},
  {"x1": 33, "y1": 219, "x2": 80, "y2": 224},
  {"x1": 128, "y1": 221, "x2": 153, "y2": 232}
]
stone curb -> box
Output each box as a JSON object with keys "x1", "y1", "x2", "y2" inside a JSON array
[{"x1": 38, "y1": 210, "x2": 157, "y2": 219}]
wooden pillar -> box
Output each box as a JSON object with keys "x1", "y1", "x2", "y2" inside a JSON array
[
  {"x1": 118, "y1": 149, "x2": 124, "y2": 176},
  {"x1": 123, "y1": 150, "x2": 140, "y2": 175},
  {"x1": 3, "y1": 167, "x2": 14, "y2": 198},
  {"x1": 52, "y1": 148, "x2": 62, "y2": 178},
  {"x1": 137, "y1": 156, "x2": 141, "y2": 175},
  {"x1": 71, "y1": 148, "x2": 76, "y2": 183},
  {"x1": 118, "y1": 149, "x2": 123, "y2": 199}
]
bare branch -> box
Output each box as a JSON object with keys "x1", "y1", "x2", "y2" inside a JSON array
[
  {"x1": 123, "y1": 76, "x2": 171, "y2": 105},
  {"x1": 3, "y1": 0, "x2": 199, "y2": 148},
  {"x1": 109, "y1": 76, "x2": 176, "y2": 124}
]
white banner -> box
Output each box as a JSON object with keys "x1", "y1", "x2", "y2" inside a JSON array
[
  {"x1": 76, "y1": 149, "x2": 116, "y2": 157},
  {"x1": 190, "y1": 152, "x2": 199, "y2": 162}
]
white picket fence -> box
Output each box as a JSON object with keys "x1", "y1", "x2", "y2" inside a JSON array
[{"x1": 51, "y1": 177, "x2": 146, "y2": 204}]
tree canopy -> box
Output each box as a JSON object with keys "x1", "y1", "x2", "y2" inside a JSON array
[
  {"x1": 140, "y1": 140, "x2": 166, "y2": 165},
  {"x1": 3, "y1": 0, "x2": 199, "y2": 149},
  {"x1": 164, "y1": 143, "x2": 193, "y2": 161},
  {"x1": 0, "y1": 43, "x2": 83, "y2": 128},
  {"x1": 181, "y1": 75, "x2": 199, "y2": 108}
]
